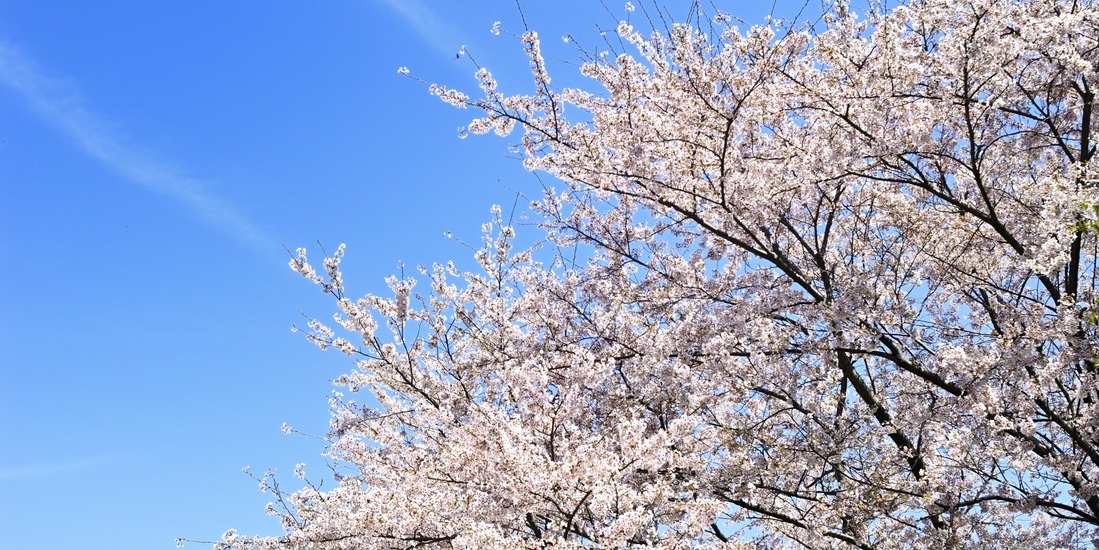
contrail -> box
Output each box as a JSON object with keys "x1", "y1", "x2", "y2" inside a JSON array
[
  {"x1": 0, "y1": 42, "x2": 274, "y2": 251},
  {"x1": 0, "y1": 453, "x2": 125, "y2": 481},
  {"x1": 372, "y1": 0, "x2": 468, "y2": 60}
]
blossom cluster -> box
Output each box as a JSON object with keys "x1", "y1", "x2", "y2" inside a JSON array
[{"x1": 220, "y1": 1, "x2": 1099, "y2": 548}]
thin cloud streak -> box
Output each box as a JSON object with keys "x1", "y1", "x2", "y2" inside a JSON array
[
  {"x1": 372, "y1": 0, "x2": 467, "y2": 60},
  {"x1": 0, "y1": 42, "x2": 274, "y2": 251},
  {"x1": 0, "y1": 454, "x2": 125, "y2": 481}
]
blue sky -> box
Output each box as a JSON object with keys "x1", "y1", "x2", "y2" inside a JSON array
[{"x1": 0, "y1": 1, "x2": 772, "y2": 548}]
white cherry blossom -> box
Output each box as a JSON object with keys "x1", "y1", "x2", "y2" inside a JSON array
[{"x1": 218, "y1": 1, "x2": 1099, "y2": 548}]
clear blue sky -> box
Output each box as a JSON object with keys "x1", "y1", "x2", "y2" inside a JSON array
[{"x1": 0, "y1": 2, "x2": 772, "y2": 548}]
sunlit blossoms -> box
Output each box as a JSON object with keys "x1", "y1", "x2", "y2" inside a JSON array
[{"x1": 221, "y1": 0, "x2": 1099, "y2": 548}]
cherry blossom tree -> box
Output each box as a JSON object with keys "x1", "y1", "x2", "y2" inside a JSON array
[{"x1": 218, "y1": 0, "x2": 1099, "y2": 547}]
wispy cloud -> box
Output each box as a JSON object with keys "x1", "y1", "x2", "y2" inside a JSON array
[
  {"x1": 0, "y1": 42, "x2": 273, "y2": 251},
  {"x1": 0, "y1": 453, "x2": 125, "y2": 481},
  {"x1": 372, "y1": 0, "x2": 468, "y2": 60}
]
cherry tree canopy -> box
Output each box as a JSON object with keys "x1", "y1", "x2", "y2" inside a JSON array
[{"x1": 220, "y1": 0, "x2": 1099, "y2": 547}]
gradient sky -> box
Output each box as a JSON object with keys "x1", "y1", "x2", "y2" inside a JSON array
[{"x1": 0, "y1": 2, "x2": 774, "y2": 548}]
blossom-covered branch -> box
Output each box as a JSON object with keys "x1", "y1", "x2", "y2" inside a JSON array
[{"x1": 219, "y1": 1, "x2": 1099, "y2": 548}]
